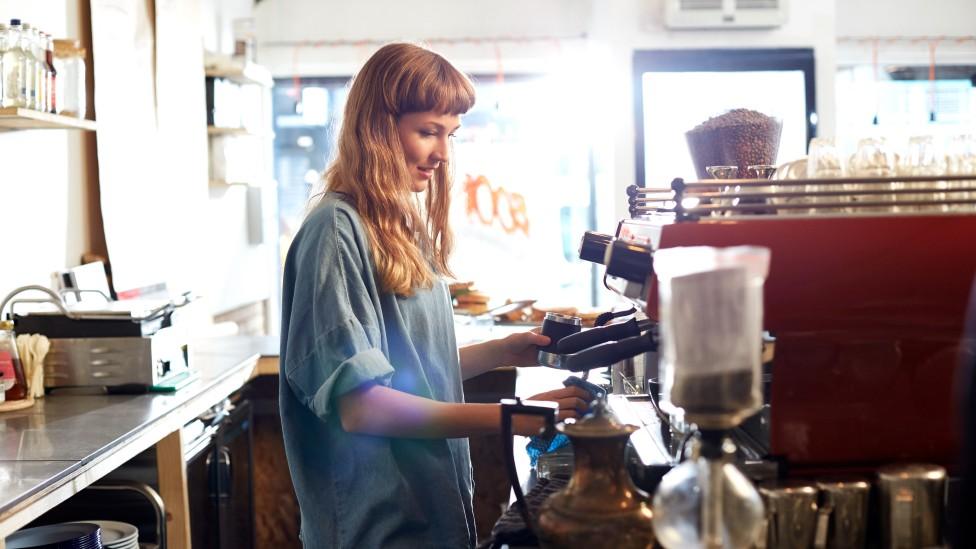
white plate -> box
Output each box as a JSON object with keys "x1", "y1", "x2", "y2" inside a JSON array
[{"x1": 80, "y1": 520, "x2": 139, "y2": 545}]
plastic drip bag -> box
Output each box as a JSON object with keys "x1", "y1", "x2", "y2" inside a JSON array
[{"x1": 655, "y1": 246, "x2": 770, "y2": 428}]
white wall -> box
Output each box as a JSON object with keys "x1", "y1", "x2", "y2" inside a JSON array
[
  {"x1": 0, "y1": 1, "x2": 93, "y2": 302},
  {"x1": 200, "y1": 0, "x2": 252, "y2": 55},
  {"x1": 836, "y1": 0, "x2": 976, "y2": 65},
  {"x1": 252, "y1": 0, "x2": 592, "y2": 76},
  {"x1": 837, "y1": 0, "x2": 976, "y2": 38}
]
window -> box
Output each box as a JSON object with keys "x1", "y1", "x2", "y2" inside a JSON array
[{"x1": 835, "y1": 65, "x2": 976, "y2": 152}]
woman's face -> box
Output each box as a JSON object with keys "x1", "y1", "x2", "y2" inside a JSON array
[{"x1": 397, "y1": 111, "x2": 461, "y2": 192}]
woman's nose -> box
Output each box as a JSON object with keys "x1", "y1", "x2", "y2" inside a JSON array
[{"x1": 432, "y1": 137, "x2": 449, "y2": 162}]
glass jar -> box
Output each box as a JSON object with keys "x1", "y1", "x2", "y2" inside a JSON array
[
  {"x1": 53, "y1": 39, "x2": 85, "y2": 118},
  {"x1": 0, "y1": 320, "x2": 28, "y2": 402}
]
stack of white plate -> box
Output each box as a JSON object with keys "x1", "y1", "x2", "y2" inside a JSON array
[
  {"x1": 81, "y1": 521, "x2": 138, "y2": 549},
  {"x1": 5, "y1": 522, "x2": 101, "y2": 548}
]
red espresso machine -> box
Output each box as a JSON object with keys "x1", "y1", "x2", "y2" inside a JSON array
[{"x1": 592, "y1": 174, "x2": 976, "y2": 472}]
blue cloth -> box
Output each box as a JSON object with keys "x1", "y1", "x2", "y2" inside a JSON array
[
  {"x1": 525, "y1": 433, "x2": 571, "y2": 466},
  {"x1": 279, "y1": 192, "x2": 476, "y2": 548}
]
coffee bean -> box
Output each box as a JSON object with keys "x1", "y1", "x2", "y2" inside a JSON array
[{"x1": 685, "y1": 109, "x2": 783, "y2": 180}]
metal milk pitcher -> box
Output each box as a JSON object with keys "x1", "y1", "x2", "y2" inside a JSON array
[{"x1": 878, "y1": 464, "x2": 946, "y2": 549}]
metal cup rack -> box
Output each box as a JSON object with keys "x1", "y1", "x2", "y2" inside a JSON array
[{"x1": 627, "y1": 174, "x2": 976, "y2": 220}]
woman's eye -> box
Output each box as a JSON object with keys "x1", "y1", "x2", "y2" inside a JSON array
[{"x1": 420, "y1": 130, "x2": 437, "y2": 137}]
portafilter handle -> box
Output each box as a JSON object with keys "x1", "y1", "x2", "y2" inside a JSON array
[
  {"x1": 556, "y1": 317, "x2": 650, "y2": 355},
  {"x1": 557, "y1": 329, "x2": 657, "y2": 372},
  {"x1": 500, "y1": 398, "x2": 558, "y2": 538}
]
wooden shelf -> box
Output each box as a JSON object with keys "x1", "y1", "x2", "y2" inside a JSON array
[
  {"x1": 207, "y1": 125, "x2": 274, "y2": 139},
  {"x1": 205, "y1": 63, "x2": 274, "y2": 88},
  {"x1": 210, "y1": 179, "x2": 275, "y2": 188},
  {"x1": 0, "y1": 108, "x2": 96, "y2": 131}
]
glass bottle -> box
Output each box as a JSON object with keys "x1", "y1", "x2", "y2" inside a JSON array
[
  {"x1": 0, "y1": 23, "x2": 7, "y2": 104},
  {"x1": 44, "y1": 33, "x2": 55, "y2": 113},
  {"x1": 2, "y1": 19, "x2": 26, "y2": 107},
  {"x1": 53, "y1": 39, "x2": 85, "y2": 118},
  {"x1": 0, "y1": 320, "x2": 28, "y2": 402},
  {"x1": 652, "y1": 436, "x2": 765, "y2": 549},
  {"x1": 19, "y1": 23, "x2": 36, "y2": 109},
  {"x1": 31, "y1": 27, "x2": 46, "y2": 112}
]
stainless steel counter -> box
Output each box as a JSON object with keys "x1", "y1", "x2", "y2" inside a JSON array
[{"x1": 0, "y1": 336, "x2": 265, "y2": 545}]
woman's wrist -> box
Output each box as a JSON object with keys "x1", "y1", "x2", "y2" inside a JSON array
[{"x1": 459, "y1": 338, "x2": 505, "y2": 379}]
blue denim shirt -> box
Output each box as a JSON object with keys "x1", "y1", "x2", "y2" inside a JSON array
[{"x1": 279, "y1": 193, "x2": 475, "y2": 548}]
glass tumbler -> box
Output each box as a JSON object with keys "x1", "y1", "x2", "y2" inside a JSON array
[
  {"x1": 947, "y1": 134, "x2": 976, "y2": 211},
  {"x1": 706, "y1": 165, "x2": 739, "y2": 216},
  {"x1": 900, "y1": 136, "x2": 945, "y2": 211},
  {"x1": 807, "y1": 137, "x2": 846, "y2": 213},
  {"x1": 850, "y1": 137, "x2": 896, "y2": 213}
]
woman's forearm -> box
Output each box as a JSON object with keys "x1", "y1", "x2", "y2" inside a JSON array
[
  {"x1": 338, "y1": 383, "x2": 592, "y2": 438},
  {"x1": 458, "y1": 339, "x2": 504, "y2": 380},
  {"x1": 339, "y1": 383, "x2": 503, "y2": 437}
]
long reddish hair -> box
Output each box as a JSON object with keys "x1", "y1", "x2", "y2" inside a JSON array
[{"x1": 322, "y1": 43, "x2": 475, "y2": 296}]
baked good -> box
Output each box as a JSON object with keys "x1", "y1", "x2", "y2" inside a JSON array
[
  {"x1": 455, "y1": 303, "x2": 489, "y2": 315},
  {"x1": 448, "y1": 280, "x2": 475, "y2": 297},
  {"x1": 456, "y1": 291, "x2": 490, "y2": 306},
  {"x1": 530, "y1": 304, "x2": 578, "y2": 323}
]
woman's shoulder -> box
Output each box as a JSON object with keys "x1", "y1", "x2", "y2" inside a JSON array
[{"x1": 303, "y1": 192, "x2": 366, "y2": 238}]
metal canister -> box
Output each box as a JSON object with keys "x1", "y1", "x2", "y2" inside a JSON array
[
  {"x1": 536, "y1": 312, "x2": 581, "y2": 367},
  {"x1": 814, "y1": 478, "x2": 870, "y2": 549},
  {"x1": 757, "y1": 481, "x2": 819, "y2": 549},
  {"x1": 877, "y1": 464, "x2": 946, "y2": 549}
]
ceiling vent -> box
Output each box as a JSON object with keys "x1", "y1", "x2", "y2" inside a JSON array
[{"x1": 665, "y1": 0, "x2": 788, "y2": 29}]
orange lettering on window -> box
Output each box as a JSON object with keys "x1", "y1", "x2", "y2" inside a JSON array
[{"x1": 462, "y1": 174, "x2": 530, "y2": 236}]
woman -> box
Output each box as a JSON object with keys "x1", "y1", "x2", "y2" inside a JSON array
[{"x1": 279, "y1": 43, "x2": 591, "y2": 549}]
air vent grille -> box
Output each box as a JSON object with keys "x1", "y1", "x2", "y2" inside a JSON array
[
  {"x1": 679, "y1": 0, "x2": 722, "y2": 10},
  {"x1": 737, "y1": 0, "x2": 779, "y2": 9}
]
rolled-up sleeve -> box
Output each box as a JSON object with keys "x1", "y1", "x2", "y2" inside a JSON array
[{"x1": 282, "y1": 205, "x2": 394, "y2": 421}]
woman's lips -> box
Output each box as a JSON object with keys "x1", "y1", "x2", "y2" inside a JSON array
[{"x1": 418, "y1": 166, "x2": 434, "y2": 178}]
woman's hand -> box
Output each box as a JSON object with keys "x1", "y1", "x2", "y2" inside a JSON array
[
  {"x1": 458, "y1": 328, "x2": 549, "y2": 379},
  {"x1": 513, "y1": 385, "x2": 595, "y2": 435},
  {"x1": 497, "y1": 329, "x2": 550, "y2": 368},
  {"x1": 528, "y1": 385, "x2": 594, "y2": 421}
]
